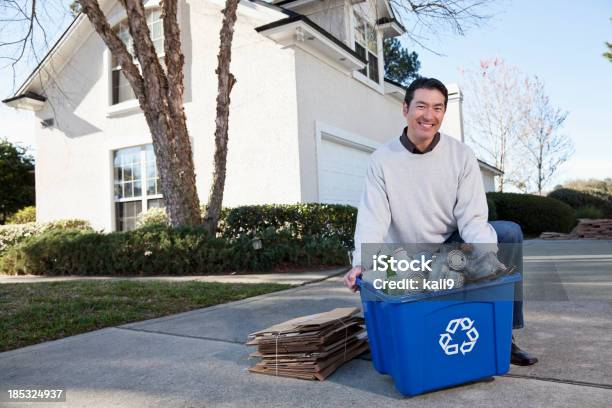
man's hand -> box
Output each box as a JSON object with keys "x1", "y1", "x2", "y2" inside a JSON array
[{"x1": 344, "y1": 265, "x2": 364, "y2": 292}]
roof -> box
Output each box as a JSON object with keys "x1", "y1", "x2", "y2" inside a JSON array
[
  {"x1": 6, "y1": 0, "x2": 289, "y2": 100},
  {"x1": 6, "y1": 12, "x2": 85, "y2": 99},
  {"x1": 2, "y1": 91, "x2": 46, "y2": 104},
  {"x1": 249, "y1": 0, "x2": 297, "y2": 17},
  {"x1": 255, "y1": 14, "x2": 365, "y2": 63},
  {"x1": 383, "y1": 77, "x2": 407, "y2": 90},
  {"x1": 272, "y1": 0, "x2": 305, "y2": 6},
  {"x1": 477, "y1": 160, "x2": 503, "y2": 175},
  {"x1": 2, "y1": 91, "x2": 47, "y2": 111},
  {"x1": 376, "y1": 16, "x2": 406, "y2": 35},
  {"x1": 6, "y1": 0, "x2": 403, "y2": 101}
]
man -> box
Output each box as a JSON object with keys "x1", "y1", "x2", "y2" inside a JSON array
[{"x1": 343, "y1": 77, "x2": 537, "y2": 366}]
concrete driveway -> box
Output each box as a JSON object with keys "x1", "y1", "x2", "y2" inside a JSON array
[{"x1": 1, "y1": 240, "x2": 611, "y2": 407}]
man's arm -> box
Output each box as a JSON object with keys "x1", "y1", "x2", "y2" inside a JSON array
[
  {"x1": 345, "y1": 157, "x2": 392, "y2": 291},
  {"x1": 453, "y1": 149, "x2": 497, "y2": 247}
]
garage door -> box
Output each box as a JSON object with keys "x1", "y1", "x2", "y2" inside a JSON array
[{"x1": 318, "y1": 133, "x2": 375, "y2": 207}]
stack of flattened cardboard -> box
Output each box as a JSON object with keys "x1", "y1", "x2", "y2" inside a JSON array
[
  {"x1": 574, "y1": 219, "x2": 612, "y2": 239},
  {"x1": 247, "y1": 307, "x2": 368, "y2": 380},
  {"x1": 541, "y1": 219, "x2": 612, "y2": 240}
]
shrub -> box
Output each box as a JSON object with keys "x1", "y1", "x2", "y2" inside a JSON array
[
  {"x1": 6, "y1": 206, "x2": 36, "y2": 224},
  {"x1": 0, "y1": 224, "x2": 348, "y2": 276},
  {"x1": 0, "y1": 219, "x2": 91, "y2": 255},
  {"x1": 575, "y1": 206, "x2": 604, "y2": 219},
  {"x1": 548, "y1": 188, "x2": 612, "y2": 217},
  {"x1": 0, "y1": 228, "x2": 109, "y2": 276},
  {"x1": 487, "y1": 197, "x2": 498, "y2": 221},
  {"x1": 220, "y1": 204, "x2": 357, "y2": 248},
  {"x1": 46, "y1": 219, "x2": 91, "y2": 230},
  {"x1": 136, "y1": 207, "x2": 169, "y2": 228},
  {"x1": 226, "y1": 227, "x2": 348, "y2": 272},
  {"x1": 0, "y1": 203, "x2": 356, "y2": 276},
  {"x1": 487, "y1": 192, "x2": 576, "y2": 234},
  {"x1": 0, "y1": 225, "x2": 222, "y2": 276}
]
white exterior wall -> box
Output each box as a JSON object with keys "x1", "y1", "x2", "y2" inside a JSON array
[
  {"x1": 26, "y1": 0, "x2": 499, "y2": 230},
  {"x1": 182, "y1": 0, "x2": 301, "y2": 209},
  {"x1": 481, "y1": 168, "x2": 497, "y2": 192},
  {"x1": 293, "y1": 48, "x2": 405, "y2": 202},
  {"x1": 32, "y1": 0, "x2": 301, "y2": 231},
  {"x1": 293, "y1": 48, "x2": 495, "y2": 201},
  {"x1": 439, "y1": 86, "x2": 464, "y2": 142}
]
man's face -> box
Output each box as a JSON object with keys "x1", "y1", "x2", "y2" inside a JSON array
[{"x1": 403, "y1": 88, "x2": 446, "y2": 142}]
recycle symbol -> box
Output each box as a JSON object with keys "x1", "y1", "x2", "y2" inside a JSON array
[{"x1": 438, "y1": 317, "x2": 479, "y2": 356}]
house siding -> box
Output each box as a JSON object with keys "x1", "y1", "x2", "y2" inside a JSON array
[
  {"x1": 24, "y1": 0, "x2": 497, "y2": 231},
  {"x1": 293, "y1": 47, "x2": 405, "y2": 202},
  {"x1": 32, "y1": 0, "x2": 302, "y2": 231}
]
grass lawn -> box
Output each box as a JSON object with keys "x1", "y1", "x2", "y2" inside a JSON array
[{"x1": 0, "y1": 280, "x2": 293, "y2": 352}]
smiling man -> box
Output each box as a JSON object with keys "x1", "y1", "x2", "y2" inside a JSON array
[{"x1": 343, "y1": 77, "x2": 538, "y2": 366}]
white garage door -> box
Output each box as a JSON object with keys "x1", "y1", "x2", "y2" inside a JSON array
[{"x1": 318, "y1": 133, "x2": 375, "y2": 207}]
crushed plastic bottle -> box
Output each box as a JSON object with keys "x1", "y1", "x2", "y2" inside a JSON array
[{"x1": 361, "y1": 244, "x2": 511, "y2": 296}]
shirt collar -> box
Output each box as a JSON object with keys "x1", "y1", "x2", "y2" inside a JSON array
[{"x1": 399, "y1": 127, "x2": 440, "y2": 154}]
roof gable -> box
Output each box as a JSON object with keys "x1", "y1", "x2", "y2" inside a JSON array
[{"x1": 5, "y1": 0, "x2": 287, "y2": 100}]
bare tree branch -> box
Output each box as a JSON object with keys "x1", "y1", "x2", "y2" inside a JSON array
[
  {"x1": 203, "y1": 0, "x2": 239, "y2": 234},
  {"x1": 389, "y1": 0, "x2": 496, "y2": 53},
  {"x1": 161, "y1": 0, "x2": 185, "y2": 118},
  {"x1": 119, "y1": 0, "x2": 166, "y2": 107},
  {"x1": 2, "y1": 0, "x2": 202, "y2": 227},
  {"x1": 462, "y1": 59, "x2": 574, "y2": 194},
  {"x1": 461, "y1": 58, "x2": 531, "y2": 191},
  {"x1": 78, "y1": 0, "x2": 145, "y2": 101},
  {"x1": 517, "y1": 76, "x2": 574, "y2": 194}
]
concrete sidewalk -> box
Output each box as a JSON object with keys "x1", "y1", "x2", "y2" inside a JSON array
[
  {"x1": 1, "y1": 240, "x2": 611, "y2": 407},
  {"x1": 0, "y1": 267, "x2": 347, "y2": 286}
]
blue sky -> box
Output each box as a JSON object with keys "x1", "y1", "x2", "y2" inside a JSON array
[
  {"x1": 1, "y1": 0, "x2": 611, "y2": 188},
  {"x1": 410, "y1": 0, "x2": 612, "y2": 186}
]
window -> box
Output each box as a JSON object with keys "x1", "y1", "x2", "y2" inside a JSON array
[
  {"x1": 111, "y1": 9, "x2": 164, "y2": 105},
  {"x1": 353, "y1": 13, "x2": 379, "y2": 83},
  {"x1": 114, "y1": 144, "x2": 163, "y2": 231}
]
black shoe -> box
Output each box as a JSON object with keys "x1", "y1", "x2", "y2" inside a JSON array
[{"x1": 511, "y1": 338, "x2": 538, "y2": 366}]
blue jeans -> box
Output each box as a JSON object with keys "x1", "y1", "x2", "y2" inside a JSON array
[{"x1": 444, "y1": 221, "x2": 524, "y2": 329}]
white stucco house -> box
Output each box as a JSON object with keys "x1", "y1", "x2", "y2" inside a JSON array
[{"x1": 4, "y1": 0, "x2": 501, "y2": 232}]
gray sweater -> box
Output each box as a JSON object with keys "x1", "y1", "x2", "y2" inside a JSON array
[{"x1": 352, "y1": 133, "x2": 497, "y2": 267}]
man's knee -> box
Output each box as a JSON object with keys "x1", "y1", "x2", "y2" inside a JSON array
[{"x1": 491, "y1": 220, "x2": 523, "y2": 243}]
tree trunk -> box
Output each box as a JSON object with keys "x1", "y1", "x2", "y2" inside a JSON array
[
  {"x1": 202, "y1": 0, "x2": 239, "y2": 235},
  {"x1": 79, "y1": 0, "x2": 201, "y2": 227},
  {"x1": 537, "y1": 147, "x2": 543, "y2": 195}
]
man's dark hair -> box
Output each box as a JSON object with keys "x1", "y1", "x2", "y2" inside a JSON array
[{"x1": 404, "y1": 77, "x2": 448, "y2": 109}]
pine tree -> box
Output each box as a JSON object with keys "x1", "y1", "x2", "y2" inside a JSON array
[{"x1": 383, "y1": 38, "x2": 421, "y2": 86}]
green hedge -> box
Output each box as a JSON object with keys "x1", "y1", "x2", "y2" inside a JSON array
[
  {"x1": 487, "y1": 197, "x2": 498, "y2": 221},
  {"x1": 0, "y1": 224, "x2": 348, "y2": 276},
  {"x1": 0, "y1": 219, "x2": 92, "y2": 255},
  {"x1": 136, "y1": 207, "x2": 169, "y2": 228},
  {"x1": 133, "y1": 203, "x2": 358, "y2": 248},
  {"x1": 575, "y1": 206, "x2": 604, "y2": 219},
  {"x1": 548, "y1": 188, "x2": 612, "y2": 218},
  {"x1": 487, "y1": 192, "x2": 576, "y2": 234},
  {"x1": 220, "y1": 204, "x2": 357, "y2": 248},
  {"x1": 6, "y1": 206, "x2": 36, "y2": 224}
]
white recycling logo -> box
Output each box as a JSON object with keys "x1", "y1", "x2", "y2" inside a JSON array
[{"x1": 438, "y1": 317, "x2": 479, "y2": 356}]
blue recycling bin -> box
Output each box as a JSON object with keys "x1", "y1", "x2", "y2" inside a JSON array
[{"x1": 357, "y1": 274, "x2": 521, "y2": 397}]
